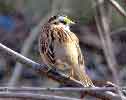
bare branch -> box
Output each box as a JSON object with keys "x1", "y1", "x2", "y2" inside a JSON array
[
  {"x1": 108, "y1": 0, "x2": 126, "y2": 17},
  {"x1": 0, "y1": 87, "x2": 122, "y2": 92},
  {"x1": 0, "y1": 92, "x2": 80, "y2": 100},
  {"x1": 0, "y1": 87, "x2": 125, "y2": 100},
  {"x1": 92, "y1": 0, "x2": 126, "y2": 17}
]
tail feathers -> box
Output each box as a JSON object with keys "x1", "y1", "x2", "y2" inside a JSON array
[
  {"x1": 80, "y1": 74, "x2": 94, "y2": 87},
  {"x1": 74, "y1": 65, "x2": 94, "y2": 87}
]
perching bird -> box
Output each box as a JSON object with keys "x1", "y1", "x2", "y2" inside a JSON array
[{"x1": 39, "y1": 15, "x2": 93, "y2": 87}]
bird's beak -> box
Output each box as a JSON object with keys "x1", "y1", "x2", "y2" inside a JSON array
[{"x1": 70, "y1": 21, "x2": 75, "y2": 24}]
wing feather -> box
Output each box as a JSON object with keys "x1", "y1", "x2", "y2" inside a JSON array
[
  {"x1": 39, "y1": 23, "x2": 93, "y2": 87},
  {"x1": 39, "y1": 24, "x2": 56, "y2": 64}
]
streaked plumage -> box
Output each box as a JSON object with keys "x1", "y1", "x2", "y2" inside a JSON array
[{"x1": 39, "y1": 15, "x2": 93, "y2": 87}]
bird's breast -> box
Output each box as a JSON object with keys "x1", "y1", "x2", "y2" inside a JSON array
[{"x1": 54, "y1": 40, "x2": 78, "y2": 65}]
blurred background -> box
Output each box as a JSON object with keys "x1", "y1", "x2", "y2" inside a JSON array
[{"x1": 0, "y1": 0, "x2": 126, "y2": 99}]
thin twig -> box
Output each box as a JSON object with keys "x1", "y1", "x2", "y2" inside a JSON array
[
  {"x1": 0, "y1": 87, "x2": 123, "y2": 92},
  {"x1": 108, "y1": 0, "x2": 126, "y2": 17},
  {"x1": 92, "y1": 0, "x2": 126, "y2": 17},
  {"x1": 0, "y1": 92, "x2": 80, "y2": 100},
  {"x1": 0, "y1": 87, "x2": 124, "y2": 100}
]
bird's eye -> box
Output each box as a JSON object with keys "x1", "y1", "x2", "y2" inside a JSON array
[{"x1": 48, "y1": 16, "x2": 57, "y2": 22}]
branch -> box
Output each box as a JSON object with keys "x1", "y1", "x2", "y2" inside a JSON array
[
  {"x1": 93, "y1": 0, "x2": 126, "y2": 17},
  {"x1": 0, "y1": 87, "x2": 125, "y2": 100},
  {"x1": 108, "y1": 0, "x2": 126, "y2": 17},
  {"x1": 0, "y1": 87, "x2": 124, "y2": 92},
  {"x1": 0, "y1": 92, "x2": 79, "y2": 100}
]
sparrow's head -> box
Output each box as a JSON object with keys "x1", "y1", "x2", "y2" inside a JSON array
[{"x1": 48, "y1": 15, "x2": 75, "y2": 25}]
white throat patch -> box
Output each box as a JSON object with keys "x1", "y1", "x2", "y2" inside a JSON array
[
  {"x1": 64, "y1": 25, "x2": 70, "y2": 32},
  {"x1": 62, "y1": 24, "x2": 70, "y2": 32}
]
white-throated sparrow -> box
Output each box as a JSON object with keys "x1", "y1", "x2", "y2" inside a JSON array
[{"x1": 39, "y1": 15, "x2": 93, "y2": 87}]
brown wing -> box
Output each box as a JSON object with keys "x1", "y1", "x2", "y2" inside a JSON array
[
  {"x1": 39, "y1": 24, "x2": 70, "y2": 64},
  {"x1": 39, "y1": 24, "x2": 56, "y2": 65}
]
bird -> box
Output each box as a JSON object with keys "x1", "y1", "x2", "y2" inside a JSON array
[{"x1": 38, "y1": 15, "x2": 94, "y2": 87}]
